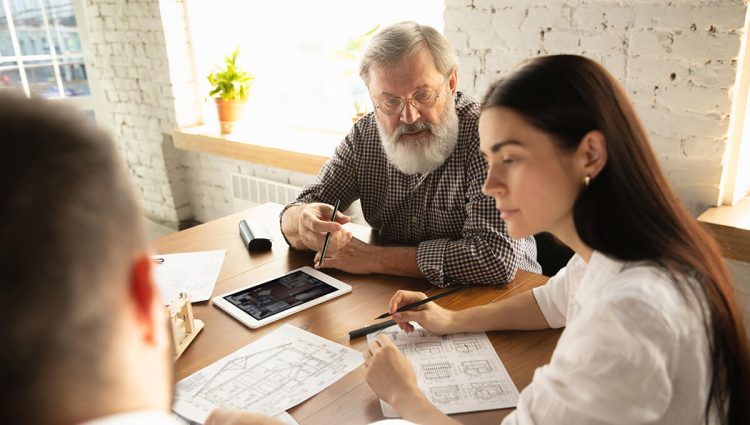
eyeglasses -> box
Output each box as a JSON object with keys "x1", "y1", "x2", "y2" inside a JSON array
[{"x1": 373, "y1": 76, "x2": 448, "y2": 115}]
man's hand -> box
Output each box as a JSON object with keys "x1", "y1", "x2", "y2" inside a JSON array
[
  {"x1": 205, "y1": 408, "x2": 286, "y2": 425},
  {"x1": 314, "y1": 237, "x2": 378, "y2": 274},
  {"x1": 282, "y1": 203, "x2": 352, "y2": 252}
]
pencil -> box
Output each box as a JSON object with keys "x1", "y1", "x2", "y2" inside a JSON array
[
  {"x1": 318, "y1": 199, "x2": 340, "y2": 267},
  {"x1": 374, "y1": 285, "x2": 470, "y2": 320},
  {"x1": 348, "y1": 319, "x2": 397, "y2": 340}
]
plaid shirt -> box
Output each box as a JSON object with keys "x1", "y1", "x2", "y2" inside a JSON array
[{"x1": 285, "y1": 92, "x2": 540, "y2": 286}]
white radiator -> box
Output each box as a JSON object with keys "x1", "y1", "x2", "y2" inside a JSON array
[{"x1": 230, "y1": 173, "x2": 302, "y2": 212}]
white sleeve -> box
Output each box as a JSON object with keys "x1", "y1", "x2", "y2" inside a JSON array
[
  {"x1": 531, "y1": 256, "x2": 580, "y2": 328},
  {"x1": 502, "y1": 295, "x2": 675, "y2": 425}
]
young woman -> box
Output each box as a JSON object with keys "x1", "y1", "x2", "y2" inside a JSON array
[{"x1": 362, "y1": 55, "x2": 750, "y2": 424}]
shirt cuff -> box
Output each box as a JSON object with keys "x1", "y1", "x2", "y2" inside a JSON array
[
  {"x1": 415, "y1": 238, "x2": 449, "y2": 287},
  {"x1": 532, "y1": 285, "x2": 566, "y2": 328},
  {"x1": 279, "y1": 202, "x2": 305, "y2": 248}
]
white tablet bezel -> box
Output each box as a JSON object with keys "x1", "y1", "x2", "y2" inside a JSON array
[{"x1": 212, "y1": 266, "x2": 352, "y2": 329}]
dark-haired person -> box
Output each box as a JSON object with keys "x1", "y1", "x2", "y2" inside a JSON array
[
  {"x1": 280, "y1": 21, "x2": 540, "y2": 287},
  {"x1": 0, "y1": 91, "x2": 283, "y2": 425},
  {"x1": 361, "y1": 55, "x2": 750, "y2": 424}
]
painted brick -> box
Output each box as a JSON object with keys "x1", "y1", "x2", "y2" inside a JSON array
[
  {"x1": 524, "y1": 5, "x2": 572, "y2": 30},
  {"x1": 671, "y1": 32, "x2": 742, "y2": 62}
]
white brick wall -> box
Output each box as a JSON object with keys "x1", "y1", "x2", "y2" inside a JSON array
[
  {"x1": 79, "y1": 0, "x2": 191, "y2": 224},
  {"x1": 446, "y1": 0, "x2": 750, "y2": 325},
  {"x1": 446, "y1": 0, "x2": 746, "y2": 215},
  {"x1": 180, "y1": 152, "x2": 317, "y2": 223}
]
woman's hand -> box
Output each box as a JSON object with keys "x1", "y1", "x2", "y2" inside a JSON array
[
  {"x1": 389, "y1": 290, "x2": 456, "y2": 335},
  {"x1": 362, "y1": 333, "x2": 421, "y2": 407},
  {"x1": 205, "y1": 408, "x2": 286, "y2": 425},
  {"x1": 362, "y1": 334, "x2": 459, "y2": 425}
]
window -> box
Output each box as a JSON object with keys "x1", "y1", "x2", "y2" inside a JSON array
[
  {"x1": 722, "y1": 7, "x2": 750, "y2": 205},
  {"x1": 186, "y1": 0, "x2": 444, "y2": 134},
  {"x1": 0, "y1": 0, "x2": 99, "y2": 117}
]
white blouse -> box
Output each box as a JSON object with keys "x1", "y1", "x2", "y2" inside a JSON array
[{"x1": 503, "y1": 251, "x2": 716, "y2": 424}]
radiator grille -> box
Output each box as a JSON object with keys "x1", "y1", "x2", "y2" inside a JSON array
[{"x1": 230, "y1": 173, "x2": 302, "y2": 211}]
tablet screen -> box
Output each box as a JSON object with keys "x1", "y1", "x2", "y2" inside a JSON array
[{"x1": 223, "y1": 270, "x2": 338, "y2": 320}]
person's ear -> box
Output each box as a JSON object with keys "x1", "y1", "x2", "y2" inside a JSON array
[
  {"x1": 575, "y1": 130, "x2": 607, "y2": 182},
  {"x1": 128, "y1": 253, "x2": 167, "y2": 346},
  {"x1": 448, "y1": 69, "x2": 457, "y2": 96}
]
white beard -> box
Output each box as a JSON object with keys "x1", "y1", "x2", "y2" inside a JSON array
[{"x1": 377, "y1": 95, "x2": 459, "y2": 175}]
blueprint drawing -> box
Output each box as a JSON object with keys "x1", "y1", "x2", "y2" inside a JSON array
[
  {"x1": 368, "y1": 324, "x2": 519, "y2": 416},
  {"x1": 173, "y1": 324, "x2": 363, "y2": 423}
]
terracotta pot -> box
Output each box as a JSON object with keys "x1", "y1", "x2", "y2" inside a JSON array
[{"x1": 214, "y1": 98, "x2": 246, "y2": 134}]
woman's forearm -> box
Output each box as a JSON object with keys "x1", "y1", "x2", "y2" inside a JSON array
[{"x1": 450, "y1": 290, "x2": 550, "y2": 333}]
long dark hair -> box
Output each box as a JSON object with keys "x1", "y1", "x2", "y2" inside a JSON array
[{"x1": 482, "y1": 55, "x2": 750, "y2": 424}]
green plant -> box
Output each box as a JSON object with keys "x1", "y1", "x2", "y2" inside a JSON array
[{"x1": 207, "y1": 48, "x2": 256, "y2": 102}]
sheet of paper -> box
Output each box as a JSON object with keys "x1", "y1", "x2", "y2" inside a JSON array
[
  {"x1": 173, "y1": 410, "x2": 298, "y2": 425},
  {"x1": 368, "y1": 324, "x2": 519, "y2": 416},
  {"x1": 172, "y1": 324, "x2": 364, "y2": 423},
  {"x1": 152, "y1": 250, "x2": 226, "y2": 304}
]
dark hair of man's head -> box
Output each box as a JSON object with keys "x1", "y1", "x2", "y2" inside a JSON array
[{"x1": 0, "y1": 91, "x2": 144, "y2": 423}]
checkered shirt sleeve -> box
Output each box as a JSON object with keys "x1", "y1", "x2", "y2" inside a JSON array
[{"x1": 282, "y1": 92, "x2": 541, "y2": 286}]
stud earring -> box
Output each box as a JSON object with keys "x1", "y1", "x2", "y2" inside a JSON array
[{"x1": 584, "y1": 175, "x2": 591, "y2": 187}]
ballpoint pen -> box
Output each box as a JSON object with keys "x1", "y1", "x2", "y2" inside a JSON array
[
  {"x1": 318, "y1": 199, "x2": 340, "y2": 267},
  {"x1": 374, "y1": 285, "x2": 470, "y2": 320}
]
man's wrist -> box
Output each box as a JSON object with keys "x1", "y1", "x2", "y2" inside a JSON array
[{"x1": 280, "y1": 204, "x2": 307, "y2": 250}]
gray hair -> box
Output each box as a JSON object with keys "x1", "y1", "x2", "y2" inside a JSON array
[{"x1": 359, "y1": 21, "x2": 458, "y2": 86}]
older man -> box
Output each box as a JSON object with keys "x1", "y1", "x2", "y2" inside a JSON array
[{"x1": 281, "y1": 21, "x2": 540, "y2": 286}]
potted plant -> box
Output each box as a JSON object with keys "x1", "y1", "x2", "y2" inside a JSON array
[
  {"x1": 336, "y1": 25, "x2": 379, "y2": 123},
  {"x1": 208, "y1": 48, "x2": 256, "y2": 134}
]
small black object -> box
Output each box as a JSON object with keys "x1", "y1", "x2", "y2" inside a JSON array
[
  {"x1": 348, "y1": 319, "x2": 397, "y2": 340},
  {"x1": 239, "y1": 218, "x2": 272, "y2": 251}
]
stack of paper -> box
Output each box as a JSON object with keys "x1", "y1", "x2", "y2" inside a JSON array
[{"x1": 152, "y1": 250, "x2": 226, "y2": 304}]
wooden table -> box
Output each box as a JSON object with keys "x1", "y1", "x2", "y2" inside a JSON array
[{"x1": 152, "y1": 203, "x2": 562, "y2": 424}]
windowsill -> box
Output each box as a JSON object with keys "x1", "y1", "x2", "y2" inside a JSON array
[
  {"x1": 172, "y1": 122, "x2": 345, "y2": 175},
  {"x1": 698, "y1": 196, "x2": 750, "y2": 263}
]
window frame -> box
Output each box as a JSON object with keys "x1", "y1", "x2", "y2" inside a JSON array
[
  {"x1": 1, "y1": 0, "x2": 105, "y2": 120},
  {"x1": 721, "y1": 7, "x2": 750, "y2": 205}
]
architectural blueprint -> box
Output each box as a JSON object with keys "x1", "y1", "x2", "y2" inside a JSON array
[
  {"x1": 368, "y1": 324, "x2": 519, "y2": 416},
  {"x1": 172, "y1": 324, "x2": 363, "y2": 423}
]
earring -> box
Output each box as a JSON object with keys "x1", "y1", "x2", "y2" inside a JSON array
[{"x1": 584, "y1": 176, "x2": 591, "y2": 187}]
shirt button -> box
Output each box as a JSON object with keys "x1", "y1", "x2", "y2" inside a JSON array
[{"x1": 412, "y1": 216, "x2": 418, "y2": 224}]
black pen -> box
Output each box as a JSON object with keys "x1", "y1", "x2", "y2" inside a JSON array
[
  {"x1": 318, "y1": 199, "x2": 340, "y2": 267},
  {"x1": 348, "y1": 319, "x2": 397, "y2": 340},
  {"x1": 153, "y1": 257, "x2": 164, "y2": 264},
  {"x1": 374, "y1": 285, "x2": 470, "y2": 320}
]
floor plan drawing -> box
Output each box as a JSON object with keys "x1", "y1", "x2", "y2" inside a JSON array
[
  {"x1": 369, "y1": 324, "x2": 519, "y2": 417},
  {"x1": 462, "y1": 360, "x2": 493, "y2": 376},
  {"x1": 421, "y1": 361, "x2": 452, "y2": 380},
  {"x1": 428, "y1": 385, "x2": 462, "y2": 404},
  {"x1": 173, "y1": 324, "x2": 363, "y2": 423}
]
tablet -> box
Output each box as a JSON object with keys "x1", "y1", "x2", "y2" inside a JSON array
[{"x1": 212, "y1": 266, "x2": 352, "y2": 329}]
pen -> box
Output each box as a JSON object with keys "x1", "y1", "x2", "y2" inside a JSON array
[
  {"x1": 348, "y1": 319, "x2": 397, "y2": 340},
  {"x1": 153, "y1": 257, "x2": 164, "y2": 264},
  {"x1": 374, "y1": 285, "x2": 470, "y2": 320},
  {"x1": 318, "y1": 199, "x2": 340, "y2": 267}
]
